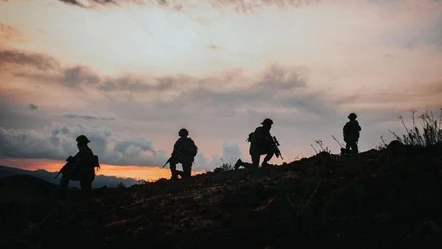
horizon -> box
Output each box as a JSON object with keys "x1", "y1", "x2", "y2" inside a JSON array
[{"x1": 1, "y1": 0, "x2": 441, "y2": 181}]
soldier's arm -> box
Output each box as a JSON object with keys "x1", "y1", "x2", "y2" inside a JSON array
[
  {"x1": 70, "y1": 151, "x2": 82, "y2": 163},
  {"x1": 190, "y1": 138, "x2": 196, "y2": 146},
  {"x1": 265, "y1": 130, "x2": 273, "y2": 142},
  {"x1": 356, "y1": 121, "x2": 361, "y2": 131},
  {"x1": 172, "y1": 140, "x2": 180, "y2": 156},
  {"x1": 343, "y1": 123, "x2": 350, "y2": 135},
  {"x1": 191, "y1": 139, "x2": 198, "y2": 150}
]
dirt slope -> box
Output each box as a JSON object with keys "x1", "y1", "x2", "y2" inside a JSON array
[{"x1": 1, "y1": 146, "x2": 442, "y2": 249}]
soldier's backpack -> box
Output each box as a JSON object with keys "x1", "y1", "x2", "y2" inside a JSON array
[
  {"x1": 188, "y1": 139, "x2": 198, "y2": 157},
  {"x1": 179, "y1": 138, "x2": 198, "y2": 157},
  {"x1": 246, "y1": 132, "x2": 254, "y2": 142}
]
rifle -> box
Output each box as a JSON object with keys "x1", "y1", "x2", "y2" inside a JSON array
[
  {"x1": 54, "y1": 156, "x2": 75, "y2": 179},
  {"x1": 272, "y1": 136, "x2": 283, "y2": 160},
  {"x1": 246, "y1": 132, "x2": 254, "y2": 142},
  {"x1": 331, "y1": 135, "x2": 344, "y2": 148},
  {"x1": 332, "y1": 135, "x2": 351, "y2": 156},
  {"x1": 162, "y1": 152, "x2": 181, "y2": 168}
]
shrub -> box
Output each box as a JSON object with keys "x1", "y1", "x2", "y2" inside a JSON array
[
  {"x1": 213, "y1": 163, "x2": 234, "y2": 173},
  {"x1": 389, "y1": 109, "x2": 442, "y2": 147}
]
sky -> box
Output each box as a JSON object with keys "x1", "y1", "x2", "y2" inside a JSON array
[{"x1": 0, "y1": 0, "x2": 441, "y2": 181}]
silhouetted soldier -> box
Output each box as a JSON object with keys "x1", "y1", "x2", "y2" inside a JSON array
[
  {"x1": 342, "y1": 113, "x2": 361, "y2": 155},
  {"x1": 169, "y1": 128, "x2": 198, "y2": 180},
  {"x1": 235, "y1": 118, "x2": 276, "y2": 169},
  {"x1": 59, "y1": 135, "x2": 100, "y2": 197}
]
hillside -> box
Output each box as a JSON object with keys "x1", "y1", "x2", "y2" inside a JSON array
[
  {"x1": 1, "y1": 143, "x2": 442, "y2": 249},
  {"x1": 0, "y1": 165, "x2": 140, "y2": 188}
]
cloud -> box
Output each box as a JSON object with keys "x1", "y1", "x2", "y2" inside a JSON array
[
  {"x1": 0, "y1": 121, "x2": 247, "y2": 171},
  {"x1": 29, "y1": 104, "x2": 38, "y2": 110},
  {"x1": 334, "y1": 81, "x2": 442, "y2": 111},
  {"x1": 61, "y1": 66, "x2": 101, "y2": 87},
  {"x1": 2, "y1": 37, "x2": 440, "y2": 161},
  {"x1": 0, "y1": 49, "x2": 59, "y2": 70},
  {"x1": 0, "y1": 123, "x2": 169, "y2": 166},
  {"x1": 0, "y1": 23, "x2": 22, "y2": 42},
  {"x1": 14, "y1": 66, "x2": 101, "y2": 88},
  {"x1": 0, "y1": 90, "x2": 50, "y2": 130},
  {"x1": 97, "y1": 75, "x2": 179, "y2": 92},
  {"x1": 63, "y1": 114, "x2": 115, "y2": 121},
  {"x1": 0, "y1": 48, "x2": 181, "y2": 92},
  {"x1": 59, "y1": 0, "x2": 86, "y2": 8},
  {"x1": 144, "y1": 64, "x2": 315, "y2": 116},
  {"x1": 193, "y1": 142, "x2": 245, "y2": 170},
  {"x1": 57, "y1": 0, "x2": 324, "y2": 11}
]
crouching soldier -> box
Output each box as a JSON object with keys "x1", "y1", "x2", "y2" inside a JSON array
[
  {"x1": 169, "y1": 128, "x2": 198, "y2": 180},
  {"x1": 235, "y1": 118, "x2": 277, "y2": 169},
  {"x1": 57, "y1": 135, "x2": 100, "y2": 198},
  {"x1": 342, "y1": 113, "x2": 362, "y2": 156}
]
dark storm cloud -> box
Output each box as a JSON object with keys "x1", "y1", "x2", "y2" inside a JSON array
[{"x1": 0, "y1": 123, "x2": 168, "y2": 166}]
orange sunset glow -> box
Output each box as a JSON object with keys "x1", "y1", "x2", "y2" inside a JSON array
[{"x1": 0, "y1": 158, "x2": 205, "y2": 181}]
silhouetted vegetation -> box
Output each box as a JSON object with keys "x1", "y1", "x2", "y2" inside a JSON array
[
  {"x1": 212, "y1": 158, "x2": 236, "y2": 173},
  {"x1": 213, "y1": 163, "x2": 234, "y2": 173},
  {"x1": 390, "y1": 109, "x2": 442, "y2": 147},
  {"x1": 311, "y1": 139, "x2": 331, "y2": 154}
]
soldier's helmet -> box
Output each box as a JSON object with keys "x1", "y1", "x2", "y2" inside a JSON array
[
  {"x1": 76, "y1": 135, "x2": 90, "y2": 144},
  {"x1": 261, "y1": 118, "x2": 274, "y2": 126},
  {"x1": 348, "y1": 113, "x2": 357, "y2": 120},
  {"x1": 178, "y1": 128, "x2": 189, "y2": 137}
]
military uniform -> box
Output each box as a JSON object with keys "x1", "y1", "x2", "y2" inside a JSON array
[
  {"x1": 236, "y1": 118, "x2": 275, "y2": 169},
  {"x1": 60, "y1": 135, "x2": 99, "y2": 196},
  {"x1": 343, "y1": 113, "x2": 361, "y2": 155},
  {"x1": 169, "y1": 129, "x2": 198, "y2": 180},
  {"x1": 249, "y1": 126, "x2": 274, "y2": 156}
]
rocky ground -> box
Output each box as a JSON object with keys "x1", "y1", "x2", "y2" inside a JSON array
[{"x1": 1, "y1": 143, "x2": 442, "y2": 249}]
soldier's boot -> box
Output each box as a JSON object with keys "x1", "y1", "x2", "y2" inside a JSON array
[
  {"x1": 234, "y1": 159, "x2": 243, "y2": 170},
  {"x1": 170, "y1": 170, "x2": 179, "y2": 180},
  {"x1": 176, "y1": 170, "x2": 185, "y2": 179},
  {"x1": 261, "y1": 152, "x2": 274, "y2": 167}
]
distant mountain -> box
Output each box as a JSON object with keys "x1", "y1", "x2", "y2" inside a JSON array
[{"x1": 0, "y1": 165, "x2": 141, "y2": 188}]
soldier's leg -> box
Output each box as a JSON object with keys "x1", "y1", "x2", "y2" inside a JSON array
[
  {"x1": 351, "y1": 141, "x2": 359, "y2": 155},
  {"x1": 262, "y1": 151, "x2": 274, "y2": 166},
  {"x1": 234, "y1": 158, "x2": 243, "y2": 170},
  {"x1": 235, "y1": 156, "x2": 259, "y2": 169},
  {"x1": 169, "y1": 162, "x2": 179, "y2": 180},
  {"x1": 182, "y1": 163, "x2": 192, "y2": 179},
  {"x1": 59, "y1": 175, "x2": 70, "y2": 198},
  {"x1": 251, "y1": 153, "x2": 260, "y2": 168},
  {"x1": 80, "y1": 180, "x2": 92, "y2": 192},
  {"x1": 345, "y1": 142, "x2": 351, "y2": 152}
]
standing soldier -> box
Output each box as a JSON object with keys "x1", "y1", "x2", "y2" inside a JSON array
[
  {"x1": 58, "y1": 135, "x2": 100, "y2": 198},
  {"x1": 343, "y1": 113, "x2": 362, "y2": 155},
  {"x1": 169, "y1": 128, "x2": 198, "y2": 180},
  {"x1": 235, "y1": 118, "x2": 276, "y2": 169}
]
